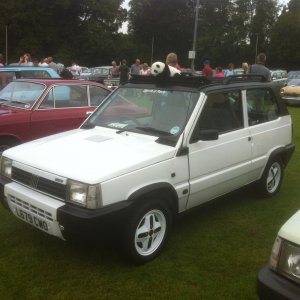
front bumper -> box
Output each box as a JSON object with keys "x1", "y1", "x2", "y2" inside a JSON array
[
  {"x1": 257, "y1": 265, "x2": 300, "y2": 300},
  {"x1": 0, "y1": 179, "x2": 131, "y2": 240},
  {"x1": 282, "y1": 96, "x2": 300, "y2": 105}
]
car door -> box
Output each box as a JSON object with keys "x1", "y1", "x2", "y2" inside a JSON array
[
  {"x1": 245, "y1": 87, "x2": 292, "y2": 178},
  {"x1": 186, "y1": 90, "x2": 253, "y2": 209},
  {"x1": 29, "y1": 84, "x2": 92, "y2": 140}
]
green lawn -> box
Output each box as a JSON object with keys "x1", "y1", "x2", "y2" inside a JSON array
[{"x1": 1, "y1": 108, "x2": 300, "y2": 300}]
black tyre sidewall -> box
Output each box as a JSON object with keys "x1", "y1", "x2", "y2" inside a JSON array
[{"x1": 122, "y1": 200, "x2": 172, "y2": 264}]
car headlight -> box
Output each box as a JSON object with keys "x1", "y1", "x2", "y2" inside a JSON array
[
  {"x1": 0, "y1": 157, "x2": 12, "y2": 179},
  {"x1": 270, "y1": 236, "x2": 300, "y2": 284},
  {"x1": 67, "y1": 180, "x2": 101, "y2": 209}
]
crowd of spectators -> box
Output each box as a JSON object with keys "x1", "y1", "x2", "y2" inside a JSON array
[{"x1": 0, "y1": 51, "x2": 271, "y2": 82}]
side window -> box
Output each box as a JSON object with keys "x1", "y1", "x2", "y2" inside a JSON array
[
  {"x1": 90, "y1": 86, "x2": 110, "y2": 106},
  {"x1": 246, "y1": 88, "x2": 279, "y2": 126},
  {"x1": 40, "y1": 85, "x2": 88, "y2": 108},
  {"x1": 193, "y1": 91, "x2": 243, "y2": 137},
  {"x1": 20, "y1": 70, "x2": 52, "y2": 79}
]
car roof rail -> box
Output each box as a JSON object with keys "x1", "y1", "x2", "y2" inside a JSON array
[
  {"x1": 221, "y1": 74, "x2": 268, "y2": 84},
  {"x1": 129, "y1": 74, "x2": 212, "y2": 88},
  {"x1": 127, "y1": 73, "x2": 268, "y2": 89}
]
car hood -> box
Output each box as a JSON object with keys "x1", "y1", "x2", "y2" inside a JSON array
[
  {"x1": 279, "y1": 210, "x2": 300, "y2": 245},
  {"x1": 0, "y1": 105, "x2": 21, "y2": 115},
  {"x1": 283, "y1": 85, "x2": 300, "y2": 93},
  {"x1": 5, "y1": 128, "x2": 176, "y2": 184}
]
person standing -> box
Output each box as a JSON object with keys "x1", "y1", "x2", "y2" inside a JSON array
[
  {"x1": 119, "y1": 59, "x2": 130, "y2": 84},
  {"x1": 70, "y1": 62, "x2": 81, "y2": 76},
  {"x1": 224, "y1": 63, "x2": 236, "y2": 77},
  {"x1": 39, "y1": 58, "x2": 48, "y2": 67},
  {"x1": 47, "y1": 56, "x2": 59, "y2": 73},
  {"x1": 166, "y1": 52, "x2": 181, "y2": 70},
  {"x1": 202, "y1": 60, "x2": 213, "y2": 77},
  {"x1": 140, "y1": 63, "x2": 150, "y2": 75},
  {"x1": 130, "y1": 58, "x2": 142, "y2": 75},
  {"x1": 248, "y1": 53, "x2": 271, "y2": 81},
  {"x1": 242, "y1": 62, "x2": 249, "y2": 74},
  {"x1": 18, "y1": 53, "x2": 33, "y2": 66},
  {"x1": 0, "y1": 54, "x2": 4, "y2": 67},
  {"x1": 111, "y1": 61, "x2": 120, "y2": 78},
  {"x1": 215, "y1": 67, "x2": 225, "y2": 77}
]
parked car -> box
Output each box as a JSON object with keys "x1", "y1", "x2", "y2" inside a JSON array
[
  {"x1": 103, "y1": 78, "x2": 120, "y2": 90},
  {"x1": 0, "y1": 66, "x2": 60, "y2": 90},
  {"x1": 0, "y1": 71, "x2": 294, "y2": 264},
  {"x1": 270, "y1": 69, "x2": 288, "y2": 91},
  {"x1": 287, "y1": 70, "x2": 300, "y2": 85},
  {"x1": 257, "y1": 210, "x2": 300, "y2": 299},
  {"x1": 280, "y1": 71, "x2": 300, "y2": 105},
  {"x1": 78, "y1": 67, "x2": 93, "y2": 80},
  {"x1": 0, "y1": 78, "x2": 111, "y2": 152},
  {"x1": 85, "y1": 66, "x2": 113, "y2": 83},
  {"x1": 234, "y1": 68, "x2": 244, "y2": 75}
]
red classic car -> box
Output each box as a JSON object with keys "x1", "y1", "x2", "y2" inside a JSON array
[{"x1": 0, "y1": 78, "x2": 111, "y2": 152}]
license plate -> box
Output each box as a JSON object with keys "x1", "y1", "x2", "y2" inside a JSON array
[{"x1": 14, "y1": 207, "x2": 48, "y2": 232}]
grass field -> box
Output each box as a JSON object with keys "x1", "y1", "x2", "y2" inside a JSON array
[{"x1": 0, "y1": 108, "x2": 299, "y2": 300}]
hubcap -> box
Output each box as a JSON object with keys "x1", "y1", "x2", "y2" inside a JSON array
[
  {"x1": 134, "y1": 209, "x2": 166, "y2": 256},
  {"x1": 266, "y1": 162, "x2": 281, "y2": 193}
]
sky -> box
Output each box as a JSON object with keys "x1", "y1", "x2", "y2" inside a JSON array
[{"x1": 119, "y1": 0, "x2": 130, "y2": 33}]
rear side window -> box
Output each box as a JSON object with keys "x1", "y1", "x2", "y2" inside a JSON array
[
  {"x1": 19, "y1": 70, "x2": 52, "y2": 79},
  {"x1": 246, "y1": 88, "x2": 279, "y2": 126},
  {"x1": 39, "y1": 85, "x2": 88, "y2": 108}
]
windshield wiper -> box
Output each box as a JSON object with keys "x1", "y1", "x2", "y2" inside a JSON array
[{"x1": 135, "y1": 126, "x2": 173, "y2": 136}]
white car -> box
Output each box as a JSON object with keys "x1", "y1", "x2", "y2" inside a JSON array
[
  {"x1": 0, "y1": 72, "x2": 295, "y2": 264},
  {"x1": 257, "y1": 210, "x2": 300, "y2": 299}
]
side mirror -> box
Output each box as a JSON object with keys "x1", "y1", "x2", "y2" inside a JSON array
[
  {"x1": 199, "y1": 129, "x2": 219, "y2": 141},
  {"x1": 191, "y1": 129, "x2": 219, "y2": 142}
]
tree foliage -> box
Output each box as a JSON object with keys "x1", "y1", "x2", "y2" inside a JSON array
[
  {"x1": 128, "y1": 0, "x2": 282, "y2": 68},
  {"x1": 0, "y1": 0, "x2": 299, "y2": 70},
  {"x1": 268, "y1": 0, "x2": 300, "y2": 69},
  {"x1": 0, "y1": 0, "x2": 127, "y2": 65},
  {"x1": 128, "y1": 0, "x2": 195, "y2": 64}
]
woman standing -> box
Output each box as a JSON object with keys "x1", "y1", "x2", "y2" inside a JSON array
[{"x1": 18, "y1": 53, "x2": 33, "y2": 66}]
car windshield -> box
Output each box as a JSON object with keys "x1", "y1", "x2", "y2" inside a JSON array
[
  {"x1": 83, "y1": 86, "x2": 199, "y2": 138},
  {"x1": 81, "y1": 67, "x2": 91, "y2": 73},
  {"x1": 287, "y1": 72, "x2": 300, "y2": 85},
  {"x1": 0, "y1": 81, "x2": 45, "y2": 108},
  {"x1": 288, "y1": 79, "x2": 300, "y2": 86}
]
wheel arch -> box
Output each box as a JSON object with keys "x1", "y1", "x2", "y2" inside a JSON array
[
  {"x1": 128, "y1": 182, "x2": 179, "y2": 216},
  {"x1": 0, "y1": 135, "x2": 21, "y2": 150},
  {"x1": 267, "y1": 145, "x2": 294, "y2": 169}
]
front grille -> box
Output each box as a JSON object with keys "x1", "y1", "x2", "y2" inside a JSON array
[
  {"x1": 9, "y1": 194, "x2": 53, "y2": 221},
  {"x1": 11, "y1": 166, "x2": 67, "y2": 200}
]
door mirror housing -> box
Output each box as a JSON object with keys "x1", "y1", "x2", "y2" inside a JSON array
[
  {"x1": 191, "y1": 129, "x2": 219, "y2": 142},
  {"x1": 199, "y1": 129, "x2": 219, "y2": 141}
]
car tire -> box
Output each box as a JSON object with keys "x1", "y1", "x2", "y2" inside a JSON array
[
  {"x1": 258, "y1": 157, "x2": 283, "y2": 197},
  {"x1": 122, "y1": 199, "x2": 172, "y2": 264}
]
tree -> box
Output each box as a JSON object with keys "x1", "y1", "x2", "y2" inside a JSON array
[
  {"x1": 268, "y1": 0, "x2": 300, "y2": 69},
  {"x1": 128, "y1": 0, "x2": 195, "y2": 65},
  {"x1": 0, "y1": 0, "x2": 127, "y2": 65}
]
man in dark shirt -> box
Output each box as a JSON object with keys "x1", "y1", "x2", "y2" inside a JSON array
[
  {"x1": 119, "y1": 59, "x2": 130, "y2": 84},
  {"x1": 249, "y1": 53, "x2": 271, "y2": 81}
]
